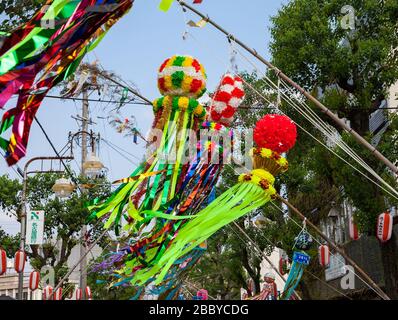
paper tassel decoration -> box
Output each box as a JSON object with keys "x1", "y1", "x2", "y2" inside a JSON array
[
  {"x1": 282, "y1": 252, "x2": 310, "y2": 300},
  {"x1": 0, "y1": 0, "x2": 133, "y2": 165},
  {"x1": 88, "y1": 55, "x2": 208, "y2": 235},
  {"x1": 209, "y1": 74, "x2": 245, "y2": 126}
]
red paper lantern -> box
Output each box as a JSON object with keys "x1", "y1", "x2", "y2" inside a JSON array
[
  {"x1": 377, "y1": 212, "x2": 393, "y2": 243},
  {"x1": 85, "y1": 286, "x2": 92, "y2": 300},
  {"x1": 254, "y1": 114, "x2": 297, "y2": 154},
  {"x1": 75, "y1": 288, "x2": 82, "y2": 300},
  {"x1": 43, "y1": 285, "x2": 53, "y2": 300},
  {"x1": 196, "y1": 289, "x2": 208, "y2": 300},
  {"x1": 349, "y1": 216, "x2": 359, "y2": 240},
  {"x1": 54, "y1": 287, "x2": 63, "y2": 301},
  {"x1": 0, "y1": 249, "x2": 7, "y2": 276},
  {"x1": 14, "y1": 250, "x2": 26, "y2": 273},
  {"x1": 318, "y1": 244, "x2": 330, "y2": 267},
  {"x1": 29, "y1": 271, "x2": 40, "y2": 291},
  {"x1": 279, "y1": 256, "x2": 289, "y2": 275}
]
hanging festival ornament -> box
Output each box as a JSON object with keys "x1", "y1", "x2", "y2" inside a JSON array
[
  {"x1": 293, "y1": 218, "x2": 313, "y2": 251},
  {"x1": 377, "y1": 211, "x2": 393, "y2": 243},
  {"x1": 54, "y1": 287, "x2": 63, "y2": 301},
  {"x1": 349, "y1": 215, "x2": 360, "y2": 240},
  {"x1": 263, "y1": 272, "x2": 278, "y2": 300},
  {"x1": 187, "y1": 19, "x2": 207, "y2": 28},
  {"x1": 209, "y1": 74, "x2": 245, "y2": 126},
  {"x1": 0, "y1": 248, "x2": 6, "y2": 275},
  {"x1": 14, "y1": 250, "x2": 26, "y2": 273},
  {"x1": 253, "y1": 114, "x2": 297, "y2": 154},
  {"x1": 282, "y1": 251, "x2": 310, "y2": 300},
  {"x1": 89, "y1": 55, "x2": 208, "y2": 234},
  {"x1": 279, "y1": 255, "x2": 289, "y2": 276},
  {"x1": 196, "y1": 289, "x2": 208, "y2": 300},
  {"x1": 0, "y1": 0, "x2": 133, "y2": 165},
  {"x1": 85, "y1": 286, "x2": 92, "y2": 300},
  {"x1": 43, "y1": 285, "x2": 53, "y2": 301},
  {"x1": 67, "y1": 288, "x2": 74, "y2": 300},
  {"x1": 108, "y1": 114, "x2": 142, "y2": 144},
  {"x1": 29, "y1": 271, "x2": 40, "y2": 291},
  {"x1": 159, "y1": 0, "x2": 202, "y2": 12},
  {"x1": 318, "y1": 244, "x2": 330, "y2": 267},
  {"x1": 127, "y1": 114, "x2": 296, "y2": 286},
  {"x1": 75, "y1": 288, "x2": 82, "y2": 301}
]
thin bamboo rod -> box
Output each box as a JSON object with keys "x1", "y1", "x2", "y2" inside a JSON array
[
  {"x1": 277, "y1": 194, "x2": 390, "y2": 300},
  {"x1": 177, "y1": 0, "x2": 398, "y2": 175}
]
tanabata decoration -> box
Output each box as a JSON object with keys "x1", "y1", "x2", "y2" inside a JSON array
[
  {"x1": 109, "y1": 114, "x2": 143, "y2": 144},
  {"x1": 88, "y1": 58, "x2": 298, "y2": 297},
  {"x1": 159, "y1": 0, "x2": 203, "y2": 12},
  {"x1": 253, "y1": 114, "x2": 297, "y2": 154},
  {"x1": 0, "y1": 0, "x2": 133, "y2": 165},
  {"x1": 209, "y1": 74, "x2": 245, "y2": 126},
  {"x1": 88, "y1": 55, "x2": 210, "y2": 234},
  {"x1": 248, "y1": 273, "x2": 278, "y2": 300},
  {"x1": 121, "y1": 114, "x2": 297, "y2": 286},
  {"x1": 282, "y1": 251, "x2": 310, "y2": 300},
  {"x1": 89, "y1": 56, "x2": 232, "y2": 296},
  {"x1": 281, "y1": 222, "x2": 312, "y2": 300}
]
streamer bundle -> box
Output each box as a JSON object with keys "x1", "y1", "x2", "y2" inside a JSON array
[
  {"x1": 88, "y1": 57, "x2": 242, "y2": 297},
  {"x1": 0, "y1": 0, "x2": 133, "y2": 165},
  {"x1": 123, "y1": 114, "x2": 297, "y2": 286}
]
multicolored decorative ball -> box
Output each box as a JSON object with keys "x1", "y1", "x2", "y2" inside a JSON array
[
  {"x1": 253, "y1": 114, "x2": 297, "y2": 154},
  {"x1": 158, "y1": 55, "x2": 207, "y2": 98}
]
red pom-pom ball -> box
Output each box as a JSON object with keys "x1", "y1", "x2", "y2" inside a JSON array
[{"x1": 254, "y1": 114, "x2": 297, "y2": 153}]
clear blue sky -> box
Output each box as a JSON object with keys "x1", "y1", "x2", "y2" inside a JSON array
[{"x1": 1, "y1": 0, "x2": 287, "y2": 234}]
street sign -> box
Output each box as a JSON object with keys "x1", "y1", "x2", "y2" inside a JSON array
[
  {"x1": 26, "y1": 210, "x2": 45, "y2": 245},
  {"x1": 325, "y1": 253, "x2": 346, "y2": 281}
]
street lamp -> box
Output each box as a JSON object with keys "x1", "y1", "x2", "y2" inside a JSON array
[
  {"x1": 82, "y1": 152, "x2": 104, "y2": 179},
  {"x1": 18, "y1": 156, "x2": 73, "y2": 300},
  {"x1": 52, "y1": 177, "x2": 76, "y2": 198}
]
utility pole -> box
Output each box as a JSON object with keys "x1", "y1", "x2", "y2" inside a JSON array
[{"x1": 79, "y1": 88, "x2": 89, "y2": 300}]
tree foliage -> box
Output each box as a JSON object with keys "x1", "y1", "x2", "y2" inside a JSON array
[
  {"x1": 0, "y1": 0, "x2": 44, "y2": 32},
  {"x1": 0, "y1": 173, "x2": 111, "y2": 293}
]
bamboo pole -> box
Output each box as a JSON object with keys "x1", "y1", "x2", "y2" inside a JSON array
[
  {"x1": 276, "y1": 194, "x2": 390, "y2": 300},
  {"x1": 177, "y1": 0, "x2": 398, "y2": 176},
  {"x1": 231, "y1": 221, "x2": 302, "y2": 300}
]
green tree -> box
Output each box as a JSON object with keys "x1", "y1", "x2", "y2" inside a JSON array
[
  {"x1": 0, "y1": 0, "x2": 44, "y2": 32},
  {"x1": 0, "y1": 173, "x2": 111, "y2": 297},
  {"x1": 269, "y1": 0, "x2": 398, "y2": 298}
]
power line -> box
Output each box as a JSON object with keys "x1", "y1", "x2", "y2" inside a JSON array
[
  {"x1": 44, "y1": 94, "x2": 151, "y2": 106},
  {"x1": 33, "y1": 116, "x2": 82, "y2": 193}
]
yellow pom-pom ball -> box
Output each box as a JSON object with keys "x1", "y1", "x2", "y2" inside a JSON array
[{"x1": 158, "y1": 55, "x2": 207, "y2": 98}]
